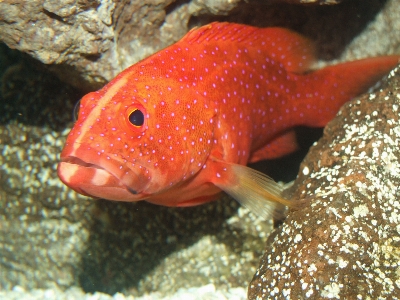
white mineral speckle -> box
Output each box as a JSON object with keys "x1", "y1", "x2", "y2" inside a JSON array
[
  {"x1": 307, "y1": 264, "x2": 317, "y2": 273},
  {"x1": 294, "y1": 234, "x2": 302, "y2": 243},
  {"x1": 353, "y1": 204, "x2": 369, "y2": 218},
  {"x1": 303, "y1": 166, "x2": 310, "y2": 175},
  {"x1": 321, "y1": 282, "x2": 341, "y2": 299},
  {"x1": 337, "y1": 256, "x2": 348, "y2": 268}
]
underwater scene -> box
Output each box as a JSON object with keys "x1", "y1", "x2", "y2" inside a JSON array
[{"x1": 1, "y1": 0, "x2": 399, "y2": 299}]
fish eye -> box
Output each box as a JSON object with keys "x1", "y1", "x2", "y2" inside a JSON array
[
  {"x1": 73, "y1": 100, "x2": 81, "y2": 121},
  {"x1": 128, "y1": 109, "x2": 145, "y2": 127}
]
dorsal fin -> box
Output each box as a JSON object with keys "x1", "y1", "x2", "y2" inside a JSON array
[{"x1": 182, "y1": 22, "x2": 316, "y2": 73}]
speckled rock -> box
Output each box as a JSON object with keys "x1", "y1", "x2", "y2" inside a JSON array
[
  {"x1": 0, "y1": 124, "x2": 268, "y2": 295},
  {"x1": 0, "y1": 125, "x2": 267, "y2": 295},
  {"x1": 0, "y1": 46, "x2": 274, "y2": 295},
  {"x1": 0, "y1": 284, "x2": 247, "y2": 300},
  {"x1": 277, "y1": 0, "x2": 342, "y2": 4},
  {"x1": 248, "y1": 66, "x2": 400, "y2": 299},
  {"x1": 1, "y1": 0, "x2": 400, "y2": 90},
  {"x1": 2, "y1": 0, "x2": 400, "y2": 298},
  {"x1": 0, "y1": 124, "x2": 94, "y2": 290}
]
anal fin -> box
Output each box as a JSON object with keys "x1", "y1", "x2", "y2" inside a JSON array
[{"x1": 249, "y1": 130, "x2": 299, "y2": 163}]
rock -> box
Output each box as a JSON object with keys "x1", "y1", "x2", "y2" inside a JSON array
[
  {"x1": 0, "y1": 0, "x2": 239, "y2": 90},
  {"x1": 0, "y1": 284, "x2": 247, "y2": 300},
  {"x1": 0, "y1": 52, "x2": 270, "y2": 295},
  {"x1": 248, "y1": 65, "x2": 400, "y2": 299},
  {"x1": 0, "y1": 0, "x2": 116, "y2": 90},
  {"x1": 276, "y1": 0, "x2": 343, "y2": 4},
  {"x1": 0, "y1": 124, "x2": 267, "y2": 295},
  {"x1": 1, "y1": 0, "x2": 400, "y2": 298},
  {"x1": 1, "y1": 0, "x2": 399, "y2": 90}
]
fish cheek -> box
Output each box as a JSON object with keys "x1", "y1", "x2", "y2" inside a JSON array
[
  {"x1": 126, "y1": 84, "x2": 215, "y2": 189},
  {"x1": 181, "y1": 108, "x2": 216, "y2": 175}
]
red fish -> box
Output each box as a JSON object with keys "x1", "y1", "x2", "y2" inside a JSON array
[{"x1": 57, "y1": 22, "x2": 399, "y2": 219}]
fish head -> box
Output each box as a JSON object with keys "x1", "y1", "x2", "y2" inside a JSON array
[{"x1": 58, "y1": 61, "x2": 216, "y2": 202}]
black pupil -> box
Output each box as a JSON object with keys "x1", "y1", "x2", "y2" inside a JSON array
[{"x1": 129, "y1": 109, "x2": 144, "y2": 126}]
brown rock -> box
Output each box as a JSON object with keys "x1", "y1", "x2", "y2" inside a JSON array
[
  {"x1": 249, "y1": 65, "x2": 400, "y2": 299},
  {"x1": 1, "y1": 0, "x2": 400, "y2": 90},
  {"x1": 1, "y1": 0, "x2": 400, "y2": 297},
  {"x1": 276, "y1": 0, "x2": 342, "y2": 4},
  {"x1": 0, "y1": 0, "x2": 241, "y2": 90},
  {"x1": 0, "y1": 50, "x2": 267, "y2": 295}
]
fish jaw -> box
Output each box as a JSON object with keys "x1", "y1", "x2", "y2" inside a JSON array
[
  {"x1": 57, "y1": 161, "x2": 146, "y2": 201},
  {"x1": 57, "y1": 145, "x2": 151, "y2": 201}
]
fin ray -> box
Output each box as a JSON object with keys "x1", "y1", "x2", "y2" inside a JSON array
[{"x1": 210, "y1": 159, "x2": 303, "y2": 220}]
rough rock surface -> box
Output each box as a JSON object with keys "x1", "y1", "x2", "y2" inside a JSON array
[
  {"x1": 249, "y1": 65, "x2": 400, "y2": 299},
  {"x1": 0, "y1": 47, "x2": 271, "y2": 295},
  {"x1": 1, "y1": 0, "x2": 400, "y2": 299},
  {"x1": 0, "y1": 284, "x2": 247, "y2": 300},
  {"x1": 0, "y1": 65, "x2": 270, "y2": 296},
  {"x1": 279, "y1": 0, "x2": 343, "y2": 4},
  {"x1": 0, "y1": 122, "x2": 268, "y2": 295},
  {"x1": 1, "y1": 0, "x2": 399, "y2": 90},
  {"x1": 0, "y1": 0, "x2": 116, "y2": 90},
  {"x1": 0, "y1": 0, "x2": 239, "y2": 90}
]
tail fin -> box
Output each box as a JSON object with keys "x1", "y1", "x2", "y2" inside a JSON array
[{"x1": 296, "y1": 55, "x2": 399, "y2": 127}]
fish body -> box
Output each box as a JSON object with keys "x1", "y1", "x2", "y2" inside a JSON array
[{"x1": 58, "y1": 22, "x2": 399, "y2": 219}]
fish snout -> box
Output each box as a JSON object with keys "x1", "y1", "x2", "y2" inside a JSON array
[{"x1": 57, "y1": 153, "x2": 151, "y2": 201}]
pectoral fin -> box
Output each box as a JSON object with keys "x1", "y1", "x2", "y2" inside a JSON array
[{"x1": 209, "y1": 158, "x2": 302, "y2": 220}]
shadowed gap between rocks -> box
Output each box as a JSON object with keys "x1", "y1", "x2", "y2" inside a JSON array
[{"x1": 188, "y1": 0, "x2": 389, "y2": 60}]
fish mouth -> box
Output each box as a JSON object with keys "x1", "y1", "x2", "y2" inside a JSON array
[
  {"x1": 62, "y1": 156, "x2": 101, "y2": 169},
  {"x1": 58, "y1": 155, "x2": 150, "y2": 201}
]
